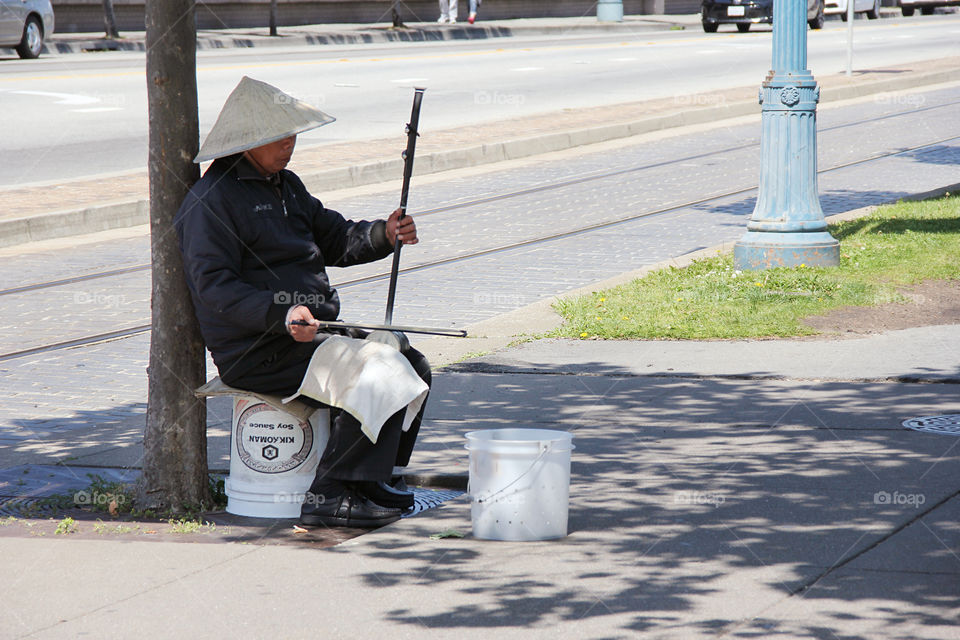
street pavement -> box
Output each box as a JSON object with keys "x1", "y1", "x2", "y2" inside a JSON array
[
  {"x1": 6, "y1": 19, "x2": 958, "y2": 248},
  {"x1": 1, "y1": 17, "x2": 959, "y2": 638}
]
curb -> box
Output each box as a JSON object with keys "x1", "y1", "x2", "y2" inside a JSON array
[
  {"x1": 46, "y1": 19, "x2": 682, "y2": 55},
  {"x1": 4, "y1": 68, "x2": 959, "y2": 250}
]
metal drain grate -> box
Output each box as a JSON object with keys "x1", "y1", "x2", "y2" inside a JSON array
[
  {"x1": 0, "y1": 497, "x2": 64, "y2": 518},
  {"x1": 404, "y1": 488, "x2": 464, "y2": 517},
  {"x1": 902, "y1": 415, "x2": 960, "y2": 436}
]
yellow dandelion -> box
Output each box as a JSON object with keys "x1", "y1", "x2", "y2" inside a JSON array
[
  {"x1": 800, "y1": 263, "x2": 806, "y2": 268},
  {"x1": 755, "y1": 282, "x2": 763, "y2": 287},
  {"x1": 580, "y1": 332, "x2": 589, "y2": 338}
]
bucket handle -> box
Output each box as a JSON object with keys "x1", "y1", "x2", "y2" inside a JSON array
[{"x1": 470, "y1": 441, "x2": 553, "y2": 505}]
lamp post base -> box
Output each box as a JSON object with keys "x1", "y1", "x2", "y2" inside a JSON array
[
  {"x1": 733, "y1": 231, "x2": 839, "y2": 270},
  {"x1": 597, "y1": 0, "x2": 624, "y2": 22}
]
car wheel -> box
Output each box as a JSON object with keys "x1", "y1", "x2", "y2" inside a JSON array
[
  {"x1": 737, "y1": 22, "x2": 750, "y2": 32},
  {"x1": 901, "y1": 5, "x2": 915, "y2": 14},
  {"x1": 15, "y1": 16, "x2": 43, "y2": 59},
  {"x1": 866, "y1": 0, "x2": 880, "y2": 18},
  {"x1": 702, "y1": 21, "x2": 719, "y2": 32},
  {"x1": 809, "y1": 1, "x2": 825, "y2": 29},
  {"x1": 921, "y1": 5, "x2": 935, "y2": 13}
]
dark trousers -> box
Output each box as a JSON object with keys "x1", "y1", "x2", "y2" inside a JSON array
[{"x1": 224, "y1": 333, "x2": 431, "y2": 483}]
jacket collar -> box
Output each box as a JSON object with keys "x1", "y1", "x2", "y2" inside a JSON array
[{"x1": 216, "y1": 153, "x2": 279, "y2": 183}]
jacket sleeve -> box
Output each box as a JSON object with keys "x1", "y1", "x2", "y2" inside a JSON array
[
  {"x1": 292, "y1": 178, "x2": 392, "y2": 266},
  {"x1": 176, "y1": 189, "x2": 290, "y2": 336}
]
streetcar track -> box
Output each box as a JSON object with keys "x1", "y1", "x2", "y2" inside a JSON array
[
  {"x1": 4, "y1": 97, "x2": 960, "y2": 298},
  {"x1": 2, "y1": 131, "x2": 959, "y2": 361}
]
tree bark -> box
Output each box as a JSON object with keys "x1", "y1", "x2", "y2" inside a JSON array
[
  {"x1": 102, "y1": 0, "x2": 120, "y2": 38},
  {"x1": 140, "y1": 0, "x2": 210, "y2": 512}
]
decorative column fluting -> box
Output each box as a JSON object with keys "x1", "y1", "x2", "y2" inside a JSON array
[{"x1": 733, "y1": 0, "x2": 839, "y2": 270}]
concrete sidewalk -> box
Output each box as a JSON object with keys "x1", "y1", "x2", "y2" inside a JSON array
[{"x1": 2, "y1": 317, "x2": 958, "y2": 638}]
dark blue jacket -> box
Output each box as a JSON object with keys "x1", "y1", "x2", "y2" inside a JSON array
[{"x1": 174, "y1": 154, "x2": 392, "y2": 382}]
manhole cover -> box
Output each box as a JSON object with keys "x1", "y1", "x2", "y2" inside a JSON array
[{"x1": 902, "y1": 415, "x2": 960, "y2": 436}]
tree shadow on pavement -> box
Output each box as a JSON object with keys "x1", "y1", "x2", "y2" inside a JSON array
[{"x1": 350, "y1": 363, "x2": 960, "y2": 638}]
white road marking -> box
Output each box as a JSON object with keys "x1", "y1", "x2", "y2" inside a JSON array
[
  {"x1": 71, "y1": 107, "x2": 123, "y2": 113},
  {"x1": 611, "y1": 57, "x2": 638, "y2": 61},
  {"x1": 391, "y1": 77, "x2": 428, "y2": 83},
  {"x1": 11, "y1": 90, "x2": 99, "y2": 105},
  {"x1": 511, "y1": 66, "x2": 544, "y2": 72}
]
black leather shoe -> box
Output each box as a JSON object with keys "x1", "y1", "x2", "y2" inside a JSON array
[
  {"x1": 389, "y1": 475, "x2": 410, "y2": 492},
  {"x1": 354, "y1": 480, "x2": 415, "y2": 510},
  {"x1": 300, "y1": 489, "x2": 402, "y2": 528}
]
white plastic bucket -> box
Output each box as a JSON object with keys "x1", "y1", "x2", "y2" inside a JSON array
[
  {"x1": 465, "y1": 428, "x2": 574, "y2": 541},
  {"x1": 225, "y1": 396, "x2": 329, "y2": 518}
]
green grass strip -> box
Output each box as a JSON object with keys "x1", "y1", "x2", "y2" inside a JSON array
[{"x1": 553, "y1": 194, "x2": 960, "y2": 340}]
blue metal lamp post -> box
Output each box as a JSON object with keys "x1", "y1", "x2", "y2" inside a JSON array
[{"x1": 733, "y1": 0, "x2": 839, "y2": 270}]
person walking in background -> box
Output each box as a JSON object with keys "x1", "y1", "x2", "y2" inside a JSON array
[
  {"x1": 468, "y1": 0, "x2": 480, "y2": 23},
  {"x1": 438, "y1": 0, "x2": 457, "y2": 23}
]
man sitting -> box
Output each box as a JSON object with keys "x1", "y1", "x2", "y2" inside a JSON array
[{"x1": 175, "y1": 76, "x2": 429, "y2": 528}]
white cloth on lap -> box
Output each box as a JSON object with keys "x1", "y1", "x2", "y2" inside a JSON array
[{"x1": 282, "y1": 336, "x2": 429, "y2": 444}]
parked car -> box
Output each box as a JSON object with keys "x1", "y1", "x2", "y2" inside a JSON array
[
  {"x1": 899, "y1": 0, "x2": 960, "y2": 15},
  {"x1": 702, "y1": 0, "x2": 825, "y2": 32},
  {"x1": 825, "y1": 0, "x2": 882, "y2": 19},
  {"x1": 0, "y1": 0, "x2": 54, "y2": 59}
]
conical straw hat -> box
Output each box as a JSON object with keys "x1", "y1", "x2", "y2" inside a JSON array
[{"x1": 195, "y1": 76, "x2": 336, "y2": 163}]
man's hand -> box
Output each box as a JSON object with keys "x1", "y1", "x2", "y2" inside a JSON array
[
  {"x1": 386, "y1": 207, "x2": 419, "y2": 246},
  {"x1": 286, "y1": 305, "x2": 319, "y2": 342}
]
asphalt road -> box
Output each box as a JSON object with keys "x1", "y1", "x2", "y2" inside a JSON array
[{"x1": 1, "y1": 15, "x2": 959, "y2": 187}]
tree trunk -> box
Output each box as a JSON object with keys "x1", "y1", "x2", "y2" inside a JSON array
[
  {"x1": 139, "y1": 0, "x2": 210, "y2": 513},
  {"x1": 270, "y1": 0, "x2": 278, "y2": 36},
  {"x1": 102, "y1": 0, "x2": 120, "y2": 38}
]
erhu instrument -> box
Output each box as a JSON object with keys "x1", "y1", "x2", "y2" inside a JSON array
[{"x1": 291, "y1": 88, "x2": 467, "y2": 344}]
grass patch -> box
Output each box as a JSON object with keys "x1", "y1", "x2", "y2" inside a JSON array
[
  {"x1": 553, "y1": 194, "x2": 960, "y2": 340},
  {"x1": 54, "y1": 517, "x2": 78, "y2": 535},
  {"x1": 167, "y1": 518, "x2": 216, "y2": 534}
]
